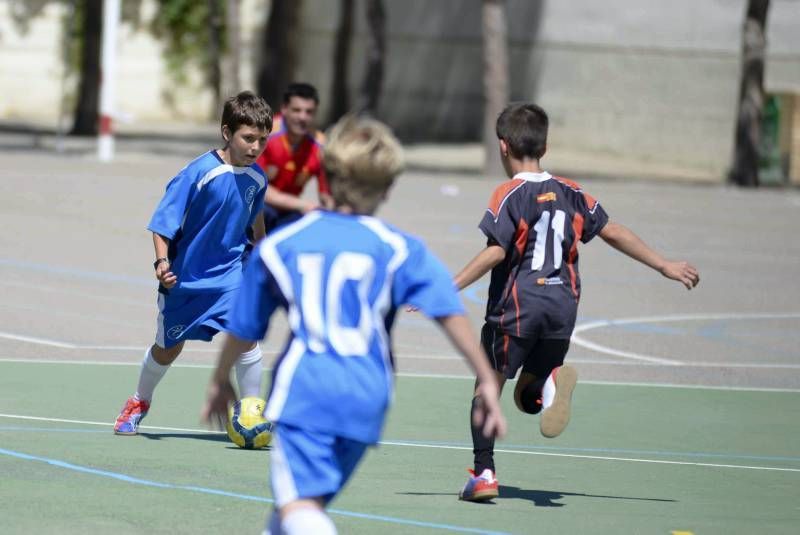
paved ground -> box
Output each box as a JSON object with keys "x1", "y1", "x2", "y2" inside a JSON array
[{"x1": 0, "y1": 133, "x2": 798, "y2": 390}]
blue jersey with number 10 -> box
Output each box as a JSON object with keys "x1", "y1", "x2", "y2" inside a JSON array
[{"x1": 227, "y1": 211, "x2": 465, "y2": 444}]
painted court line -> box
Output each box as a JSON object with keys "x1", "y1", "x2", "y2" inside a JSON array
[
  {"x1": 4, "y1": 424, "x2": 798, "y2": 464},
  {"x1": 572, "y1": 312, "x2": 800, "y2": 364},
  {"x1": 1, "y1": 414, "x2": 798, "y2": 473},
  {"x1": 3, "y1": 357, "x2": 800, "y2": 391},
  {"x1": 0, "y1": 447, "x2": 506, "y2": 535},
  {"x1": 382, "y1": 441, "x2": 800, "y2": 473}
]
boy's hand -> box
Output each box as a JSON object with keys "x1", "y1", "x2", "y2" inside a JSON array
[
  {"x1": 660, "y1": 261, "x2": 700, "y2": 290},
  {"x1": 155, "y1": 263, "x2": 177, "y2": 288},
  {"x1": 201, "y1": 378, "x2": 236, "y2": 431},
  {"x1": 473, "y1": 381, "x2": 507, "y2": 439}
]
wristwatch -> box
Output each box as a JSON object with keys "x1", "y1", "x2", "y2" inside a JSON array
[{"x1": 153, "y1": 257, "x2": 170, "y2": 270}]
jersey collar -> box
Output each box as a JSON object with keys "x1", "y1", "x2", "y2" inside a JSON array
[{"x1": 513, "y1": 171, "x2": 552, "y2": 182}]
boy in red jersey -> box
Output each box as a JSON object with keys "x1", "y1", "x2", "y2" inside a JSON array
[
  {"x1": 256, "y1": 83, "x2": 333, "y2": 233},
  {"x1": 456, "y1": 103, "x2": 700, "y2": 501}
]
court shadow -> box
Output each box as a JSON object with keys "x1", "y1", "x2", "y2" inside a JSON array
[
  {"x1": 397, "y1": 491, "x2": 499, "y2": 505},
  {"x1": 139, "y1": 432, "x2": 230, "y2": 443},
  {"x1": 498, "y1": 485, "x2": 677, "y2": 508}
]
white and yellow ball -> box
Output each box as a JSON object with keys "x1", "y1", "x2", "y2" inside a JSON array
[{"x1": 226, "y1": 397, "x2": 273, "y2": 449}]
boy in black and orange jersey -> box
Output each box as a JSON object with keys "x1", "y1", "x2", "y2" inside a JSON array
[{"x1": 456, "y1": 103, "x2": 700, "y2": 502}]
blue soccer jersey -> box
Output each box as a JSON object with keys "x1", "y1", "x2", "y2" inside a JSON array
[
  {"x1": 227, "y1": 211, "x2": 465, "y2": 444},
  {"x1": 148, "y1": 151, "x2": 267, "y2": 293}
]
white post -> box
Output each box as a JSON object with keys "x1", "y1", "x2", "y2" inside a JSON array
[{"x1": 98, "y1": 0, "x2": 121, "y2": 162}]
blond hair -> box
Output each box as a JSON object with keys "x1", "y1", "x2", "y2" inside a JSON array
[{"x1": 323, "y1": 116, "x2": 405, "y2": 215}]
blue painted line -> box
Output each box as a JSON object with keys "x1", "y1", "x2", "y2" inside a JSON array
[
  {"x1": 382, "y1": 439, "x2": 800, "y2": 464},
  {"x1": 0, "y1": 258, "x2": 154, "y2": 287},
  {"x1": 0, "y1": 447, "x2": 509, "y2": 534}
]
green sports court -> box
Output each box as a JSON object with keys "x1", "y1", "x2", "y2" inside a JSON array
[{"x1": 1, "y1": 148, "x2": 799, "y2": 533}]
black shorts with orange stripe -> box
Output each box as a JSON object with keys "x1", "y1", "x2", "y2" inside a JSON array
[{"x1": 480, "y1": 323, "x2": 570, "y2": 380}]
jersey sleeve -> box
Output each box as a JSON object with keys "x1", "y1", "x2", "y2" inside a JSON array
[
  {"x1": 226, "y1": 253, "x2": 281, "y2": 341},
  {"x1": 147, "y1": 169, "x2": 196, "y2": 239},
  {"x1": 577, "y1": 190, "x2": 609, "y2": 243},
  {"x1": 393, "y1": 238, "x2": 465, "y2": 318},
  {"x1": 478, "y1": 181, "x2": 523, "y2": 251}
]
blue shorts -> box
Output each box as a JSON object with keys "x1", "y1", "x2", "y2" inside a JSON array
[
  {"x1": 155, "y1": 290, "x2": 235, "y2": 349},
  {"x1": 269, "y1": 423, "x2": 369, "y2": 507}
]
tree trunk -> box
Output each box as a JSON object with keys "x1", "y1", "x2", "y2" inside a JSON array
[
  {"x1": 258, "y1": 0, "x2": 302, "y2": 110},
  {"x1": 356, "y1": 0, "x2": 385, "y2": 116},
  {"x1": 70, "y1": 0, "x2": 103, "y2": 136},
  {"x1": 221, "y1": 0, "x2": 242, "y2": 100},
  {"x1": 482, "y1": 0, "x2": 509, "y2": 176},
  {"x1": 327, "y1": 0, "x2": 354, "y2": 124},
  {"x1": 730, "y1": 0, "x2": 771, "y2": 187}
]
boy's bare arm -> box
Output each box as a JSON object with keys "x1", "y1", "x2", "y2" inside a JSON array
[
  {"x1": 454, "y1": 245, "x2": 506, "y2": 290},
  {"x1": 252, "y1": 213, "x2": 266, "y2": 242},
  {"x1": 598, "y1": 221, "x2": 700, "y2": 290},
  {"x1": 435, "y1": 314, "x2": 507, "y2": 439},
  {"x1": 152, "y1": 232, "x2": 177, "y2": 288},
  {"x1": 202, "y1": 334, "x2": 253, "y2": 429},
  {"x1": 265, "y1": 187, "x2": 318, "y2": 213}
]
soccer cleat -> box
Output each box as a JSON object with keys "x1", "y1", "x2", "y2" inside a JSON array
[
  {"x1": 540, "y1": 365, "x2": 577, "y2": 438},
  {"x1": 114, "y1": 397, "x2": 150, "y2": 435},
  {"x1": 459, "y1": 468, "x2": 499, "y2": 502}
]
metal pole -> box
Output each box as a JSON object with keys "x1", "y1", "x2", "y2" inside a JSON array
[{"x1": 97, "y1": 0, "x2": 120, "y2": 162}]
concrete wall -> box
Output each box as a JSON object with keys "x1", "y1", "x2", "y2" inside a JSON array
[
  {"x1": 0, "y1": 0, "x2": 266, "y2": 125},
  {"x1": 1, "y1": 0, "x2": 798, "y2": 179},
  {"x1": 295, "y1": 0, "x2": 800, "y2": 178}
]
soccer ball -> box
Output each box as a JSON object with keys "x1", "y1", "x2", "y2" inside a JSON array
[{"x1": 226, "y1": 397, "x2": 273, "y2": 449}]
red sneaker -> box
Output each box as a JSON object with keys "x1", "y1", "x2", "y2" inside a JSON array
[
  {"x1": 459, "y1": 468, "x2": 499, "y2": 502},
  {"x1": 114, "y1": 397, "x2": 150, "y2": 435}
]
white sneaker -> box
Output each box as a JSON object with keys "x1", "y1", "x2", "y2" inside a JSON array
[{"x1": 540, "y1": 365, "x2": 577, "y2": 438}]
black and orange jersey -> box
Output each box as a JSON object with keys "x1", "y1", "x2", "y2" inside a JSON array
[{"x1": 479, "y1": 171, "x2": 609, "y2": 338}]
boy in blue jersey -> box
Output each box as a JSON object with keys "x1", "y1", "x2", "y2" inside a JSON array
[
  {"x1": 454, "y1": 103, "x2": 700, "y2": 501},
  {"x1": 202, "y1": 116, "x2": 507, "y2": 535},
  {"x1": 114, "y1": 91, "x2": 273, "y2": 435}
]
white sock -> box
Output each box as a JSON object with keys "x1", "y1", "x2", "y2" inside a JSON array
[
  {"x1": 281, "y1": 508, "x2": 336, "y2": 535},
  {"x1": 541, "y1": 368, "x2": 557, "y2": 409},
  {"x1": 235, "y1": 343, "x2": 263, "y2": 398},
  {"x1": 135, "y1": 348, "x2": 170, "y2": 402}
]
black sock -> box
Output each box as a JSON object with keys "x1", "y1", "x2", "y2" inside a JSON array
[
  {"x1": 520, "y1": 377, "x2": 547, "y2": 414},
  {"x1": 471, "y1": 396, "x2": 495, "y2": 474}
]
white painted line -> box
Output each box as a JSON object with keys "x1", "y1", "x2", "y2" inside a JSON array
[
  {"x1": 571, "y1": 312, "x2": 800, "y2": 364},
  {"x1": 0, "y1": 414, "x2": 223, "y2": 434},
  {"x1": 1, "y1": 358, "x2": 799, "y2": 391},
  {"x1": 382, "y1": 441, "x2": 800, "y2": 473},
  {"x1": 0, "y1": 332, "x2": 77, "y2": 349},
  {"x1": 1, "y1": 413, "x2": 797, "y2": 473}
]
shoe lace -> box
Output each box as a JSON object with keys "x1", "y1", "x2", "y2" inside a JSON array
[{"x1": 121, "y1": 399, "x2": 145, "y2": 418}]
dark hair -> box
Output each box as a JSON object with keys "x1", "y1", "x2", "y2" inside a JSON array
[
  {"x1": 495, "y1": 103, "x2": 548, "y2": 160},
  {"x1": 221, "y1": 91, "x2": 273, "y2": 134},
  {"x1": 283, "y1": 82, "x2": 319, "y2": 105}
]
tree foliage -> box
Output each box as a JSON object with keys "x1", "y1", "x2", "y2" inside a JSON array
[{"x1": 150, "y1": 0, "x2": 226, "y2": 88}]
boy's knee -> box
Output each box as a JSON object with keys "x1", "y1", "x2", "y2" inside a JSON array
[
  {"x1": 518, "y1": 387, "x2": 543, "y2": 414},
  {"x1": 151, "y1": 342, "x2": 183, "y2": 365},
  {"x1": 514, "y1": 377, "x2": 544, "y2": 415}
]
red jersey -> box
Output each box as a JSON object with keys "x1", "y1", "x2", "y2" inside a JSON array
[
  {"x1": 479, "y1": 171, "x2": 609, "y2": 338},
  {"x1": 256, "y1": 129, "x2": 329, "y2": 197}
]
